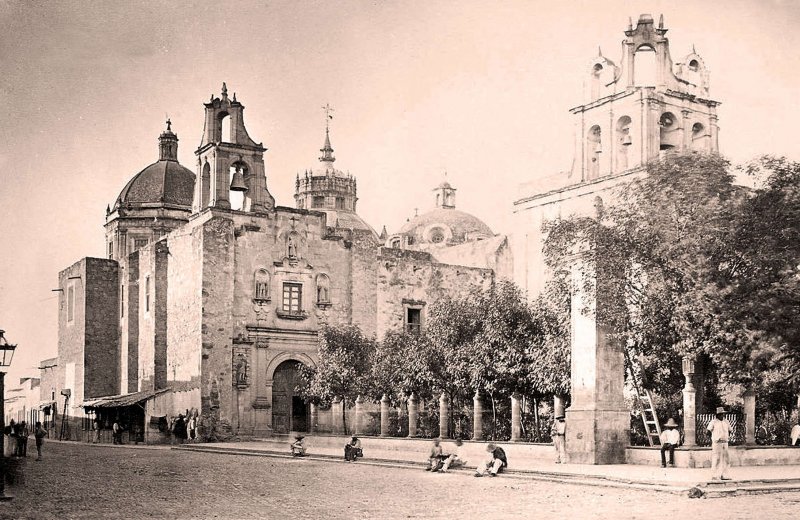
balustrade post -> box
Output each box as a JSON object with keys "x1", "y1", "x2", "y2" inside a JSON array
[
  {"x1": 332, "y1": 396, "x2": 344, "y2": 435},
  {"x1": 743, "y1": 388, "x2": 756, "y2": 446},
  {"x1": 439, "y1": 392, "x2": 449, "y2": 439},
  {"x1": 511, "y1": 392, "x2": 522, "y2": 442},
  {"x1": 408, "y1": 393, "x2": 418, "y2": 438},
  {"x1": 354, "y1": 395, "x2": 364, "y2": 436},
  {"x1": 380, "y1": 394, "x2": 390, "y2": 437},
  {"x1": 681, "y1": 356, "x2": 697, "y2": 447},
  {"x1": 309, "y1": 402, "x2": 317, "y2": 434},
  {"x1": 473, "y1": 390, "x2": 483, "y2": 441}
]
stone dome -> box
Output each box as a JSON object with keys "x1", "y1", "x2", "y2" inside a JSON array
[
  {"x1": 113, "y1": 123, "x2": 195, "y2": 211},
  {"x1": 399, "y1": 207, "x2": 494, "y2": 246},
  {"x1": 114, "y1": 160, "x2": 195, "y2": 210}
]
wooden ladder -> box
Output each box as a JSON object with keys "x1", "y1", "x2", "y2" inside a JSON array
[{"x1": 626, "y1": 351, "x2": 662, "y2": 446}]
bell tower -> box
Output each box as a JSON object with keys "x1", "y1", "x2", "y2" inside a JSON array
[
  {"x1": 571, "y1": 14, "x2": 720, "y2": 181},
  {"x1": 193, "y1": 83, "x2": 275, "y2": 214}
]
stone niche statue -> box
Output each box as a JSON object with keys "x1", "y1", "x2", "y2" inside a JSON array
[{"x1": 234, "y1": 352, "x2": 249, "y2": 388}]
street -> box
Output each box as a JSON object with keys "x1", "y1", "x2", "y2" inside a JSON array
[{"x1": 1, "y1": 442, "x2": 800, "y2": 519}]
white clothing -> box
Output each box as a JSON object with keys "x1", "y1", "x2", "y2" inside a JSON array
[
  {"x1": 791, "y1": 424, "x2": 800, "y2": 446},
  {"x1": 707, "y1": 418, "x2": 730, "y2": 443},
  {"x1": 660, "y1": 428, "x2": 680, "y2": 445},
  {"x1": 711, "y1": 440, "x2": 730, "y2": 479}
]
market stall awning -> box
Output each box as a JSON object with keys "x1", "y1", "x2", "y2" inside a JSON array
[{"x1": 81, "y1": 389, "x2": 169, "y2": 408}]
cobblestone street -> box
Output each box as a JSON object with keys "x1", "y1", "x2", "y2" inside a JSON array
[{"x1": 1, "y1": 442, "x2": 800, "y2": 519}]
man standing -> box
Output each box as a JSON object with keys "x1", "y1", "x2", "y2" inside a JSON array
[
  {"x1": 552, "y1": 415, "x2": 566, "y2": 464},
  {"x1": 707, "y1": 406, "x2": 732, "y2": 480},
  {"x1": 791, "y1": 419, "x2": 800, "y2": 446},
  {"x1": 112, "y1": 420, "x2": 122, "y2": 445},
  {"x1": 34, "y1": 421, "x2": 47, "y2": 461},
  {"x1": 659, "y1": 418, "x2": 680, "y2": 467}
]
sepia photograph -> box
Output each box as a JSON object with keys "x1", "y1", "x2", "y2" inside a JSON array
[{"x1": 0, "y1": 0, "x2": 799, "y2": 518}]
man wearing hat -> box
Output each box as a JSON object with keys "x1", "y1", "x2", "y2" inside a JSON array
[
  {"x1": 551, "y1": 415, "x2": 566, "y2": 464},
  {"x1": 659, "y1": 418, "x2": 680, "y2": 468},
  {"x1": 290, "y1": 434, "x2": 306, "y2": 457},
  {"x1": 474, "y1": 443, "x2": 507, "y2": 477},
  {"x1": 707, "y1": 406, "x2": 732, "y2": 480}
]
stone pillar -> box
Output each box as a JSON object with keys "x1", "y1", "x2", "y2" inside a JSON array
[
  {"x1": 380, "y1": 394, "x2": 390, "y2": 437},
  {"x1": 681, "y1": 356, "x2": 697, "y2": 447},
  {"x1": 439, "y1": 392, "x2": 449, "y2": 439},
  {"x1": 565, "y1": 255, "x2": 630, "y2": 464},
  {"x1": 511, "y1": 393, "x2": 522, "y2": 442},
  {"x1": 743, "y1": 388, "x2": 756, "y2": 446},
  {"x1": 473, "y1": 390, "x2": 483, "y2": 441},
  {"x1": 332, "y1": 396, "x2": 344, "y2": 435},
  {"x1": 554, "y1": 394, "x2": 566, "y2": 418},
  {"x1": 310, "y1": 402, "x2": 318, "y2": 434},
  {"x1": 408, "y1": 393, "x2": 418, "y2": 438},
  {"x1": 354, "y1": 395, "x2": 364, "y2": 435}
]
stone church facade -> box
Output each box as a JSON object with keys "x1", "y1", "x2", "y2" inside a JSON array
[{"x1": 53, "y1": 85, "x2": 508, "y2": 440}]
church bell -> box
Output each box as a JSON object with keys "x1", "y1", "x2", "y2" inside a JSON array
[
  {"x1": 230, "y1": 168, "x2": 248, "y2": 192},
  {"x1": 622, "y1": 133, "x2": 632, "y2": 146}
]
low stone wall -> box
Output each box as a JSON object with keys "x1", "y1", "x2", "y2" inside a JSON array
[
  {"x1": 270, "y1": 434, "x2": 556, "y2": 468},
  {"x1": 626, "y1": 445, "x2": 800, "y2": 467}
]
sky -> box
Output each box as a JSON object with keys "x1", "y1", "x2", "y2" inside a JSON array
[{"x1": 1, "y1": 0, "x2": 799, "y2": 383}]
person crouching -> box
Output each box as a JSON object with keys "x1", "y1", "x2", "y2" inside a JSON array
[{"x1": 474, "y1": 443, "x2": 507, "y2": 477}]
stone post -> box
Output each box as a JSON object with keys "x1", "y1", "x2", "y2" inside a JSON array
[
  {"x1": 565, "y1": 255, "x2": 630, "y2": 464},
  {"x1": 554, "y1": 394, "x2": 565, "y2": 418},
  {"x1": 354, "y1": 395, "x2": 364, "y2": 435},
  {"x1": 681, "y1": 356, "x2": 697, "y2": 447},
  {"x1": 380, "y1": 394, "x2": 390, "y2": 437},
  {"x1": 309, "y1": 402, "x2": 318, "y2": 434},
  {"x1": 439, "y1": 392, "x2": 449, "y2": 439},
  {"x1": 743, "y1": 388, "x2": 756, "y2": 446},
  {"x1": 473, "y1": 390, "x2": 483, "y2": 441},
  {"x1": 408, "y1": 393, "x2": 418, "y2": 438},
  {"x1": 511, "y1": 393, "x2": 522, "y2": 442},
  {"x1": 332, "y1": 396, "x2": 344, "y2": 435}
]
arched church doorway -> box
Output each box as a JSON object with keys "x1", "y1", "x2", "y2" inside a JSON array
[{"x1": 271, "y1": 360, "x2": 308, "y2": 433}]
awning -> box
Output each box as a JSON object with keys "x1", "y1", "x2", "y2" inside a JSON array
[
  {"x1": 37, "y1": 400, "x2": 56, "y2": 410},
  {"x1": 81, "y1": 389, "x2": 169, "y2": 409}
]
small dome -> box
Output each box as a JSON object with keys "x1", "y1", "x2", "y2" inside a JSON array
[
  {"x1": 114, "y1": 160, "x2": 195, "y2": 210},
  {"x1": 399, "y1": 207, "x2": 493, "y2": 246}
]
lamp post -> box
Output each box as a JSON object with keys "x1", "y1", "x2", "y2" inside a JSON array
[{"x1": 0, "y1": 329, "x2": 18, "y2": 501}]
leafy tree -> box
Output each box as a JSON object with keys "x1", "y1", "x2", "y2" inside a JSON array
[{"x1": 298, "y1": 324, "x2": 377, "y2": 433}]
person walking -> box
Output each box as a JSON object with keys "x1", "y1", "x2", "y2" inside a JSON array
[
  {"x1": 34, "y1": 421, "x2": 47, "y2": 461},
  {"x1": 552, "y1": 415, "x2": 566, "y2": 464},
  {"x1": 8, "y1": 419, "x2": 18, "y2": 457},
  {"x1": 19, "y1": 421, "x2": 29, "y2": 457},
  {"x1": 707, "y1": 406, "x2": 732, "y2": 480}
]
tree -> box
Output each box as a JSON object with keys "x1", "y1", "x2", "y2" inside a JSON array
[
  {"x1": 542, "y1": 152, "x2": 800, "y2": 400},
  {"x1": 298, "y1": 324, "x2": 377, "y2": 433}
]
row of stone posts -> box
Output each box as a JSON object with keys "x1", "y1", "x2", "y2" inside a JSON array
[{"x1": 310, "y1": 390, "x2": 562, "y2": 441}]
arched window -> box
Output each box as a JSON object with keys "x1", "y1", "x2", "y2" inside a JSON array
[
  {"x1": 316, "y1": 274, "x2": 331, "y2": 304},
  {"x1": 615, "y1": 116, "x2": 632, "y2": 171},
  {"x1": 633, "y1": 45, "x2": 657, "y2": 86},
  {"x1": 390, "y1": 238, "x2": 401, "y2": 248},
  {"x1": 219, "y1": 113, "x2": 231, "y2": 143},
  {"x1": 659, "y1": 112, "x2": 679, "y2": 151},
  {"x1": 688, "y1": 59, "x2": 699, "y2": 72},
  {"x1": 691, "y1": 122, "x2": 708, "y2": 150},
  {"x1": 254, "y1": 269, "x2": 270, "y2": 301},
  {"x1": 201, "y1": 161, "x2": 211, "y2": 208},
  {"x1": 587, "y1": 125, "x2": 602, "y2": 179},
  {"x1": 229, "y1": 161, "x2": 248, "y2": 211}
]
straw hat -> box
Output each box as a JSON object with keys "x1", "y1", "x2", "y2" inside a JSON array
[
  {"x1": 715, "y1": 406, "x2": 727, "y2": 414},
  {"x1": 664, "y1": 418, "x2": 679, "y2": 428},
  {"x1": 556, "y1": 415, "x2": 565, "y2": 420}
]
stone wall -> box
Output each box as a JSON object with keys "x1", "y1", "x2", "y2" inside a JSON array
[
  {"x1": 375, "y1": 247, "x2": 494, "y2": 339},
  {"x1": 83, "y1": 257, "x2": 120, "y2": 400},
  {"x1": 124, "y1": 253, "x2": 140, "y2": 393}
]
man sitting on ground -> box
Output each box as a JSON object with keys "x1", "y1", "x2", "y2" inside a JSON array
[
  {"x1": 474, "y1": 443, "x2": 507, "y2": 477},
  {"x1": 290, "y1": 434, "x2": 306, "y2": 457},
  {"x1": 344, "y1": 436, "x2": 362, "y2": 461},
  {"x1": 440, "y1": 438, "x2": 466, "y2": 472},
  {"x1": 659, "y1": 418, "x2": 681, "y2": 468},
  {"x1": 425, "y1": 438, "x2": 444, "y2": 471}
]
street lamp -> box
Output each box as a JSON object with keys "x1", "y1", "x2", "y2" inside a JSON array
[{"x1": 0, "y1": 329, "x2": 18, "y2": 501}]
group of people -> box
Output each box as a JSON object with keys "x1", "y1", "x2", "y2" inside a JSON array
[
  {"x1": 425, "y1": 438, "x2": 467, "y2": 473},
  {"x1": 4, "y1": 419, "x2": 47, "y2": 461},
  {"x1": 167, "y1": 412, "x2": 199, "y2": 444}
]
